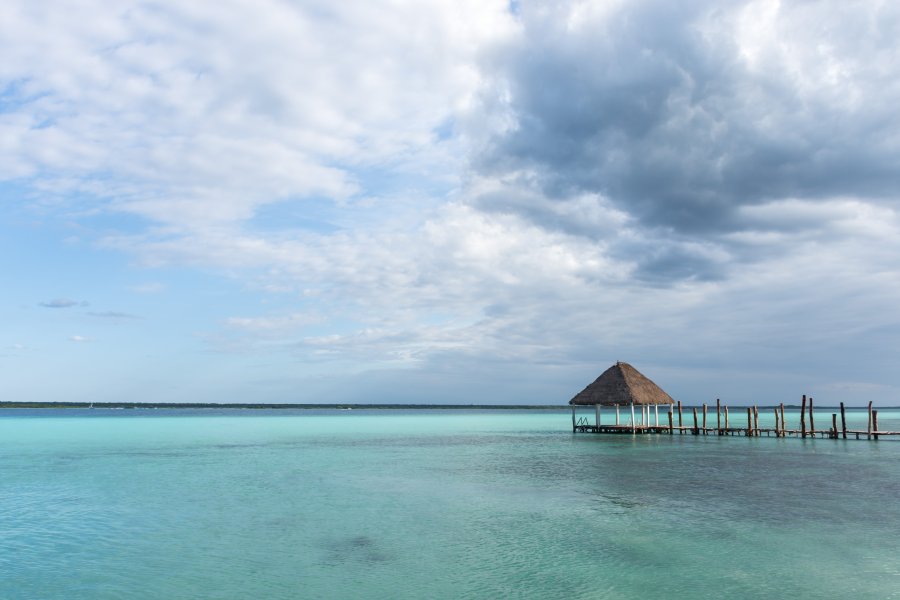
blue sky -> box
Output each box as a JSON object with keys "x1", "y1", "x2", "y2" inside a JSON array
[{"x1": 2, "y1": 0, "x2": 900, "y2": 405}]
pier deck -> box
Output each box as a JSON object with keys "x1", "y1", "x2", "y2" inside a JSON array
[
  {"x1": 574, "y1": 423, "x2": 900, "y2": 439},
  {"x1": 572, "y1": 397, "x2": 897, "y2": 440}
]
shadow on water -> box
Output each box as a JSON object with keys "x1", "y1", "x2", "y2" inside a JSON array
[{"x1": 319, "y1": 534, "x2": 391, "y2": 567}]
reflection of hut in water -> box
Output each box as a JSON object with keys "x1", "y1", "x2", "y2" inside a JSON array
[{"x1": 568, "y1": 362, "x2": 676, "y2": 430}]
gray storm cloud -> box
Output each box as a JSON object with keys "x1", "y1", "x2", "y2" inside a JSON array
[{"x1": 473, "y1": 0, "x2": 900, "y2": 237}]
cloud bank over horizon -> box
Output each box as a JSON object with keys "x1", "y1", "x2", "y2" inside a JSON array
[{"x1": 2, "y1": 0, "x2": 899, "y2": 405}]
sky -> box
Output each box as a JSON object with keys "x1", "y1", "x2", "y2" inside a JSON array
[{"x1": 2, "y1": 0, "x2": 900, "y2": 406}]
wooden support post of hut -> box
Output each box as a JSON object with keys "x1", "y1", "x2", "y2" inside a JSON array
[
  {"x1": 840, "y1": 402, "x2": 847, "y2": 439},
  {"x1": 655, "y1": 404, "x2": 659, "y2": 427},
  {"x1": 801, "y1": 395, "x2": 807, "y2": 438},
  {"x1": 668, "y1": 407, "x2": 673, "y2": 434},
  {"x1": 567, "y1": 362, "x2": 676, "y2": 434},
  {"x1": 571, "y1": 405, "x2": 576, "y2": 432},
  {"x1": 595, "y1": 404, "x2": 601, "y2": 428}
]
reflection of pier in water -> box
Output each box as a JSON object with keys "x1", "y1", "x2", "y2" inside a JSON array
[{"x1": 572, "y1": 396, "x2": 900, "y2": 440}]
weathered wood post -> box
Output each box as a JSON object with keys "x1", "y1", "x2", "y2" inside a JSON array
[
  {"x1": 840, "y1": 402, "x2": 847, "y2": 439},
  {"x1": 867, "y1": 401, "x2": 873, "y2": 440},
  {"x1": 773, "y1": 407, "x2": 780, "y2": 437},
  {"x1": 780, "y1": 403, "x2": 786, "y2": 437},
  {"x1": 692, "y1": 407, "x2": 699, "y2": 434},
  {"x1": 716, "y1": 398, "x2": 721, "y2": 435},
  {"x1": 668, "y1": 406, "x2": 673, "y2": 434},
  {"x1": 809, "y1": 396, "x2": 815, "y2": 436},
  {"x1": 746, "y1": 407, "x2": 753, "y2": 436},
  {"x1": 753, "y1": 405, "x2": 759, "y2": 437},
  {"x1": 831, "y1": 413, "x2": 838, "y2": 439},
  {"x1": 873, "y1": 410, "x2": 879, "y2": 441},
  {"x1": 800, "y1": 395, "x2": 807, "y2": 438},
  {"x1": 677, "y1": 401, "x2": 683, "y2": 433},
  {"x1": 702, "y1": 403, "x2": 708, "y2": 435},
  {"x1": 724, "y1": 405, "x2": 729, "y2": 433}
]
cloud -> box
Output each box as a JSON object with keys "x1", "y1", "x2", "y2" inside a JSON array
[
  {"x1": 0, "y1": 0, "x2": 515, "y2": 228},
  {"x1": 39, "y1": 298, "x2": 88, "y2": 308},
  {"x1": 471, "y1": 0, "x2": 900, "y2": 238},
  {"x1": 5, "y1": 0, "x2": 900, "y2": 404},
  {"x1": 68, "y1": 335, "x2": 91, "y2": 343},
  {"x1": 87, "y1": 311, "x2": 140, "y2": 319},
  {"x1": 129, "y1": 282, "x2": 166, "y2": 294}
]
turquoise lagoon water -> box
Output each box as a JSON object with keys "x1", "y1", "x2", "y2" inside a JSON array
[{"x1": 1, "y1": 408, "x2": 899, "y2": 599}]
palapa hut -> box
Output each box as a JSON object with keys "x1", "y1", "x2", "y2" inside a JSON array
[
  {"x1": 569, "y1": 362, "x2": 676, "y2": 431},
  {"x1": 569, "y1": 362, "x2": 674, "y2": 406}
]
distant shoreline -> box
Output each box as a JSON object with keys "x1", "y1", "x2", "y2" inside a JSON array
[
  {"x1": 0, "y1": 402, "x2": 565, "y2": 410},
  {"x1": 0, "y1": 402, "x2": 895, "y2": 410}
]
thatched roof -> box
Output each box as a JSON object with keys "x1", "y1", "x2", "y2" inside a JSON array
[{"x1": 569, "y1": 362, "x2": 675, "y2": 406}]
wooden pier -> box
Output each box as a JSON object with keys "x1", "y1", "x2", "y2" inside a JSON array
[{"x1": 571, "y1": 397, "x2": 900, "y2": 440}]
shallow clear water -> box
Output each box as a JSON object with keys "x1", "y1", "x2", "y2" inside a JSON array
[{"x1": 1, "y1": 408, "x2": 899, "y2": 599}]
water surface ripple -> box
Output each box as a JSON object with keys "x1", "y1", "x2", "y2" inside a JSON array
[{"x1": 1, "y1": 409, "x2": 898, "y2": 599}]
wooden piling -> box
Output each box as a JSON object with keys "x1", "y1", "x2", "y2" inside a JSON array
[
  {"x1": 773, "y1": 407, "x2": 780, "y2": 437},
  {"x1": 725, "y1": 406, "x2": 729, "y2": 432},
  {"x1": 753, "y1": 406, "x2": 759, "y2": 437},
  {"x1": 832, "y1": 413, "x2": 838, "y2": 439},
  {"x1": 746, "y1": 407, "x2": 753, "y2": 437},
  {"x1": 692, "y1": 407, "x2": 699, "y2": 434},
  {"x1": 616, "y1": 404, "x2": 620, "y2": 426},
  {"x1": 702, "y1": 403, "x2": 708, "y2": 435},
  {"x1": 655, "y1": 404, "x2": 659, "y2": 427},
  {"x1": 801, "y1": 395, "x2": 807, "y2": 438},
  {"x1": 840, "y1": 402, "x2": 847, "y2": 439},
  {"x1": 631, "y1": 403, "x2": 636, "y2": 433},
  {"x1": 867, "y1": 401, "x2": 873, "y2": 440},
  {"x1": 873, "y1": 410, "x2": 879, "y2": 441},
  {"x1": 571, "y1": 405, "x2": 576, "y2": 432},
  {"x1": 668, "y1": 407, "x2": 673, "y2": 434},
  {"x1": 809, "y1": 396, "x2": 815, "y2": 436},
  {"x1": 716, "y1": 398, "x2": 721, "y2": 434},
  {"x1": 677, "y1": 401, "x2": 683, "y2": 432},
  {"x1": 780, "y1": 403, "x2": 786, "y2": 437},
  {"x1": 595, "y1": 404, "x2": 600, "y2": 427}
]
